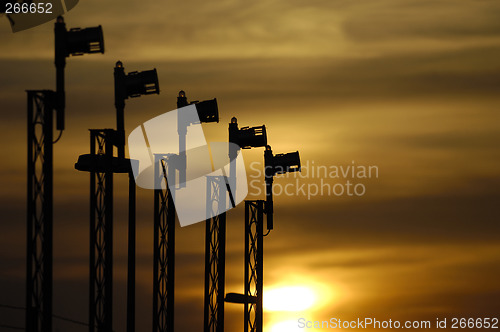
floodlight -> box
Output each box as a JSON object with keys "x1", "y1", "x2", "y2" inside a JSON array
[
  {"x1": 195, "y1": 98, "x2": 219, "y2": 123},
  {"x1": 66, "y1": 26, "x2": 104, "y2": 56},
  {"x1": 55, "y1": 16, "x2": 104, "y2": 57},
  {"x1": 265, "y1": 147, "x2": 301, "y2": 177},
  {"x1": 264, "y1": 146, "x2": 301, "y2": 231},
  {"x1": 124, "y1": 69, "x2": 159, "y2": 98},
  {"x1": 54, "y1": 16, "x2": 105, "y2": 131},
  {"x1": 114, "y1": 61, "x2": 159, "y2": 100},
  {"x1": 229, "y1": 118, "x2": 267, "y2": 149},
  {"x1": 177, "y1": 90, "x2": 219, "y2": 123}
]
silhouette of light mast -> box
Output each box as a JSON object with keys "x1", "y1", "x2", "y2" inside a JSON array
[
  {"x1": 226, "y1": 146, "x2": 300, "y2": 332},
  {"x1": 26, "y1": 16, "x2": 103, "y2": 332},
  {"x1": 204, "y1": 118, "x2": 267, "y2": 332},
  {"x1": 153, "y1": 91, "x2": 219, "y2": 332},
  {"x1": 75, "y1": 61, "x2": 159, "y2": 332}
]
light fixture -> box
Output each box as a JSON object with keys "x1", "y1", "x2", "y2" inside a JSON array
[
  {"x1": 123, "y1": 69, "x2": 160, "y2": 98},
  {"x1": 54, "y1": 15, "x2": 105, "y2": 130},
  {"x1": 177, "y1": 90, "x2": 219, "y2": 123},
  {"x1": 265, "y1": 149, "x2": 301, "y2": 176},
  {"x1": 264, "y1": 146, "x2": 301, "y2": 231},
  {"x1": 114, "y1": 61, "x2": 160, "y2": 158},
  {"x1": 195, "y1": 98, "x2": 219, "y2": 123},
  {"x1": 66, "y1": 26, "x2": 104, "y2": 56},
  {"x1": 229, "y1": 117, "x2": 267, "y2": 149}
]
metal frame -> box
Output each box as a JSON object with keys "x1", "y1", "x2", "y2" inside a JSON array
[
  {"x1": 88, "y1": 129, "x2": 114, "y2": 332},
  {"x1": 244, "y1": 200, "x2": 264, "y2": 332},
  {"x1": 204, "y1": 176, "x2": 227, "y2": 332},
  {"x1": 153, "y1": 155, "x2": 176, "y2": 332},
  {"x1": 26, "y1": 90, "x2": 55, "y2": 332}
]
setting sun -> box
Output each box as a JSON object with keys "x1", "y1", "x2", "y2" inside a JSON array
[
  {"x1": 270, "y1": 319, "x2": 303, "y2": 332},
  {"x1": 264, "y1": 286, "x2": 316, "y2": 312}
]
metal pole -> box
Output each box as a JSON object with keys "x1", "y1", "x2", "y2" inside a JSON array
[
  {"x1": 166, "y1": 159, "x2": 176, "y2": 331},
  {"x1": 152, "y1": 157, "x2": 160, "y2": 331},
  {"x1": 177, "y1": 91, "x2": 188, "y2": 187},
  {"x1": 114, "y1": 63, "x2": 126, "y2": 159},
  {"x1": 104, "y1": 136, "x2": 114, "y2": 332},
  {"x1": 43, "y1": 92, "x2": 54, "y2": 332},
  {"x1": 256, "y1": 201, "x2": 264, "y2": 332},
  {"x1": 26, "y1": 91, "x2": 34, "y2": 332},
  {"x1": 127, "y1": 173, "x2": 136, "y2": 332},
  {"x1": 54, "y1": 18, "x2": 66, "y2": 131},
  {"x1": 89, "y1": 132, "x2": 96, "y2": 332}
]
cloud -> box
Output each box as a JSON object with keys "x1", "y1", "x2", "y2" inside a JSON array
[{"x1": 342, "y1": 0, "x2": 500, "y2": 41}]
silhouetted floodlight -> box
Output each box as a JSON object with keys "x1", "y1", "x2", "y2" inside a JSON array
[
  {"x1": 66, "y1": 26, "x2": 104, "y2": 55},
  {"x1": 177, "y1": 90, "x2": 219, "y2": 123},
  {"x1": 264, "y1": 146, "x2": 301, "y2": 231},
  {"x1": 124, "y1": 69, "x2": 160, "y2": 98},
  {"x1": 195, "y1": 98, "x2": 219, "y2": 123},
  {"x1": 265, "y1": 149, "x2": 301, "y2": 176},
  {"x1": 225, "y1": 293, "x2": 257, "y2": 304},
  {"x1": 55, "y1": 16, "x2": 104, "y2": 57},
  {"x1": 115, "y1": 61, "x2": 159, "y2": 102},
  {"x1": 229, "y1": 117, "x2": 267, "y2": 149},
  {"x1": 114, "y1": 61, "x2": 160, "y2": 158},
  {"x1": 54, "y1": 15, "x2": 105, "y2": 130}
]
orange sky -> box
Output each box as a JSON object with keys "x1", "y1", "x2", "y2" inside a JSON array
[{"x1": 1, "y1": 0, "x2": 500, "y2": 331}]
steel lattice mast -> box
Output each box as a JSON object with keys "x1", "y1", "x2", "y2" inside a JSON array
[
  {"x1": 153, "y1": 155, "x2": 176, "y2": 332},
  {"x1": 88, "y1": 129, "x2": 114, "y2": 332},
  {"x1": 244, "y1": 200, "x2": 264, "y2": 332},
  {"x1": 75, "y1": 128, "x2": 137, "y2": 332},
  {"x1": 26, "y1": 90, "x2": 55, "y2": 332},
  {"x1": 226, "y1": 145, "x2": 300, "y2": 332},
  {"x1": 204, "y1": 176, "x2": 228, "y2": 332}
]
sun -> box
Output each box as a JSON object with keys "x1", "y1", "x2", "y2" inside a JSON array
[
  {"x1": 264, "y1": 286, "x2": 316, "y2": 312},
  {"x1": 270, "y1": 320, "x2": 304, "y2": 332}
]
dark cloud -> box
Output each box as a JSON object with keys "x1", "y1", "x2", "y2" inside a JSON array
[{"x1": 342, "y1": 0, "x2": 500, "y2": 41}]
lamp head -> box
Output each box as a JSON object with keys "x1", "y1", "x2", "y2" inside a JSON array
[
  {"x1": 124, "y1": 69, "x2": 160, "y2": 98},
  {"x1": 195, "y1": 98, "x2": 219, "y2": 123},
  {"x1": 66, "y1": 25, "x2": 104, "y2": 56},
  {"x1": 266, "y1": 150, "x2": 301, "y2": 176},
  {"x1": 236, "y1": 125, "x2": 267, "y2": 149}
]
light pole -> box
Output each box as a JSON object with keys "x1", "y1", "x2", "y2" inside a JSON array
[
  {"x1": 76, "y1": 61, "x2": 159, "y2": 332},
  {"x1": 226, "y1": 146, "x2": 301, "y2": 332},
  {"x1": 153, "y1": 91, "x2": 219, "y2": 332},
  {"x1": 26, "y1": 16, "x2": 104, "y2": 332},
  {"x1": 204, "y1": 118, "x2": 267, "y2": 332}
]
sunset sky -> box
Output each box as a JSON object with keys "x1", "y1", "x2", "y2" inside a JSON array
[{"x1": 1, "y1": 0, "x2": 500, "y2": 331}]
